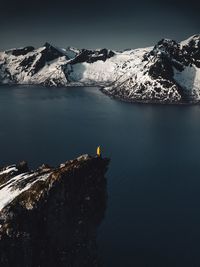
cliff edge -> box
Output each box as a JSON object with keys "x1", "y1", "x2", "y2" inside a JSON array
[{"x1": 0, "y1": 154, "x2": 110, "y2": 267}]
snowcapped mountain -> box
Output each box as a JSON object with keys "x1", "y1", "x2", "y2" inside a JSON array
[
  {"x1": 104, "y1": 35, "x2": 200, "y2": 103},
  {"x1": 0, "y1": 34, "x2": 200, "y2": 103}
]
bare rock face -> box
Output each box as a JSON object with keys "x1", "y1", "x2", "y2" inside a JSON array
[
  {"x1": 9, "y1": 46, "x2": 35, "y2": 57},
  {"x1": 70, "y1": 48, "x2": 115, "y2": 65},
  {"x1": 0, "y1": 155, "x2": 109, "y2": 267}
]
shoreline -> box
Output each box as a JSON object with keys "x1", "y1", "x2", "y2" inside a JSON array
[{"x1": 0, "y1": 83, "x2": 199, "y2": 106}]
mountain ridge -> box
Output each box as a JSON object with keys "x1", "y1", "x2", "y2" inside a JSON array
[{"x1": 0, "y1": 34, "x2": 200, "y2": 103}]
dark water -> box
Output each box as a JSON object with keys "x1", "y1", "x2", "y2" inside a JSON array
[{"x1": 1, "y1": 85, "x2": 200, "y2": 266}]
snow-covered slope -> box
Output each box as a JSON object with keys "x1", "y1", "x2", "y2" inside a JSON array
[
  {"x1": 0, "y1": 43, "x2": 71, "y2": 86},
  {"x1": 0, "y1": 34, "x2": 200, "y2": 103},
  {"x1": 0, "y1": 155, "x2": 109, "y2": 214},
  {"x1": 103, "y1": 35, "x2": 200, "y2": 103},
  {"x1": 0, "y1": 163, "x2": 52, "y2": 212}
]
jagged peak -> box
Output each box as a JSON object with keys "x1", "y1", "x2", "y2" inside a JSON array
[
  {"x1": 143, "y1": 38, "x2": 180, "y2": 61},
  {"x1": 43, "y1": 42, "x2": 51, "y2": 48},
  {"x1": 180, "y1": 34, "x2": 200, "y2": 49},
  {"x1": 154, "y1": 38, "x2": 179, "y2": 51},
  {"x1": 180, "y1": 34, "x2": 200, "y2": 46},
  {"x1": 43, "y1": 42, "x2": 60, "y2": 51}
]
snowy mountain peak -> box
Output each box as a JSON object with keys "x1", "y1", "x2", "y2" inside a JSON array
[
  {"x1": 181, "y1": 34, "x2": 200, "y2": 48},
  {"x1": 43, "y1": 41, "x2": 53, "y2": 48},
  {"x1": 0, "y1": 35, "x2": 200, "y2": 103}
]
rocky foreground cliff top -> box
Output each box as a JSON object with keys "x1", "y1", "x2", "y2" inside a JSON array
[{"x1": 0, "y1": 155, "x2": 109, "y2": 267}]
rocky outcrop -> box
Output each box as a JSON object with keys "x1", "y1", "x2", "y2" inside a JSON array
[
  {"x1": 8, "y1": 46, "x2": 35, "y2": 57},
  {"x1": 0, "y1": 154, "x2": 109, "y2": 267},
  {"x1": 70, "y1": 48, "x2": 115, "y2": 65},
  {"x1": 181, "y1": 35, "x2": 200, "y2": 67}
]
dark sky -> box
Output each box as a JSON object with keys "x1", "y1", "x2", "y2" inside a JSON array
[{"x1": 0, "y1": 0, "x2": 199, "y2": 50}]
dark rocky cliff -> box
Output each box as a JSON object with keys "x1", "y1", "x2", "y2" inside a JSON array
[{"x1": 0, "y1": 154, "x2": 109, "y2": 267}]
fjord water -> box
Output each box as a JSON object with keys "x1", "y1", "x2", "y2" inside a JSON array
[{"x1": 1, "y1": 86, "x2": 200, "y2": 266}]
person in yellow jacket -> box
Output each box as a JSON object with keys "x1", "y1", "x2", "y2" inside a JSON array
[{"x1": 97, "y1": 146, "x2": 101, "y2": 157}]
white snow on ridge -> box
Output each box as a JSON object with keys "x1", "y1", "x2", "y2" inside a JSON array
[
  {"x1": 0, "y1": 173, "x2": 34, "y2": 212},
  {"x1": 180, "y1": 34, "x2": 200, "y2": 48},
  {"x1": 32, "y1": 56, "x2": 69, "y2": 86},
  {"x1": 68, "y1": 48, "x2": 151, "y2": 85},
  {"x1": 0, "y1": 171, "x2": 52, "y2": 212},
  {"x1": 174, "y1": 65, "x2": 200, "y2": 98},
  {"x1": 1, "y1": 36, "x2": 200, "y2": 102},
  {"x1": 0, "y1": 166, "x2": 18, "y2": 175}
]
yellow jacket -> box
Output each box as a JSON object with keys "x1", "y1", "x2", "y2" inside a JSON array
[{"x1": 97, "y1": 146, "x2": 101, "y2": 156}]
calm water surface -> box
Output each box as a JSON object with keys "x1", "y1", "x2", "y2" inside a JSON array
[{"x1": 1, "y1": 85, "x2": 200, "y2": 266}]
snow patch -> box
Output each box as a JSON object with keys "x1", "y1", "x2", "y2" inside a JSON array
[
  {"x1": 0, "y1": 166, "x2": 18, "y2": 175},
  {"x1": 174, "y1": 65, "x2": 200, "y2": 98},
  {"x1": 0, "y1": 171, "x2": 52, "y2": 212}
]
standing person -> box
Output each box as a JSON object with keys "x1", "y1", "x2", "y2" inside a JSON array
[{"x1": 97, "y1": 146, "x2": 101, "y2": 157}]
